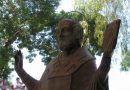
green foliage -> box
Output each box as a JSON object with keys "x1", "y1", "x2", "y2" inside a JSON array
[
  {"x1": 73, "y1": 0, "x2": 130, "y2": 71},
  {"x1": 0, "y1": 47, "x2": 14, "y2": 79},
  {"x1": 121, "y1": 51, "x2": 130, "y2": 71},
  {"x1": 0, "y1": 0, "x2": 129, "y2": 79},
  {"x1": 0, "y1": 0, "x2": 60, "y2": 79},
  {"x1": 72, "y1": 0, "x2": 109, "y2": 55}
]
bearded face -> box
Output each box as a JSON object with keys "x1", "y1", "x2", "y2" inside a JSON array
[
  {"x1": 56, "y1": 19, "x2": 83, "y2": 52},
  {"x1": 57, "y1": 27, "x2": 77, "y2": 51}
]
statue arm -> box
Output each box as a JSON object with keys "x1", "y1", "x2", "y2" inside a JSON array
[
  {"x1": 88, "y1": 53, "x2": 112, "y2": 90},
  {"x1": 14, "y1": 50, "x2": 40, "y2": 90},
  {"x1": 96, "y1": 19, "x2": 121, "y2": 82},
  {"x1": 16, "y1": 69, "x2": 40, "y2": 90},
  {"x1": 97, "y1": 53, "x2": 112, "y2": 82}
]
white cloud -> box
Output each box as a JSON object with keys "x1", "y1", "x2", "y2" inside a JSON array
[{"x1": 56, "y1": 0, "x2": 73, "y2": 12}]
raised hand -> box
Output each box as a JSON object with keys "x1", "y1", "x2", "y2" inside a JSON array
[{"x1": 14, "y1": 50, "x2": 23, "y2": 71}]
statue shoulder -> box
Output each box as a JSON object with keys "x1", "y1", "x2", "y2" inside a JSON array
[{"x1": 48, "y1": 55, "x2": 59, "y2": 66}]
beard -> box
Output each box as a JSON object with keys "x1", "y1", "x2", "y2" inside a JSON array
[
  {"x1": 58, "y1": 41, "x2": 72, "y2": 51},
  {"x1": 58, "y1": 39, "x2": 79, "y2": 51},
  {"x1": 59, "y1": 41, "x2": 73, "y2": 51}
]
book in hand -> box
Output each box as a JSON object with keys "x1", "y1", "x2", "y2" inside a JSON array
[{"x1": 102, "y1": 19, "x2": 121, "y2": 53}]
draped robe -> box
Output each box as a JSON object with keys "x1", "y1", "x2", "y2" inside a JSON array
[{"x1": 19, "y1": 46, "x2": 111, "y2": 90}]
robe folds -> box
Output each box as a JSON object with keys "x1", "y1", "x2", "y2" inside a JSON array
[{"x1": 37, "y1": 46, "x2": 110, "y2": 90}]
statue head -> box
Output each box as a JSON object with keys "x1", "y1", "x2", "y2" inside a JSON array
[{"x1": 56, "y1": 19, "x2": 83, "y2": 52}]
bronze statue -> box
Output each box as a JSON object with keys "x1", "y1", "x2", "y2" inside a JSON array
[{"x1": 14, "y1": 19, "x2": 121, "y2": 90}]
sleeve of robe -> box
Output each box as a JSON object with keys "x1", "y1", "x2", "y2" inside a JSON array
[
  {"x1": 16, "y1": 69, "x2": 40, "y2": 90},
  {"x1": 86, "y1": 54, "x2": 111, "y2": 90}
]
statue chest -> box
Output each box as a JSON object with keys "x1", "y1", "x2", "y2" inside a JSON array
[{"x1": 39, "y1": 58, "x2": 96, "y2": 90}]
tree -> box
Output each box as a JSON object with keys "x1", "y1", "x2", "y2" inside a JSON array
[
  {"x1": 119, "y1": 0, "x2": 130, "y2": 71},
  {"x1": 72, "y1": 0, "x2": 112, "y2": 55},
  {"x1": 0, "y1": 0, "x2": 60, "y2": 79},
  {"x1": 0, "y1": 0, "x2": 129, "y2": 79},
  {"x1": 72, "y1": 0, "x2": 130, "y2": 71}
]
